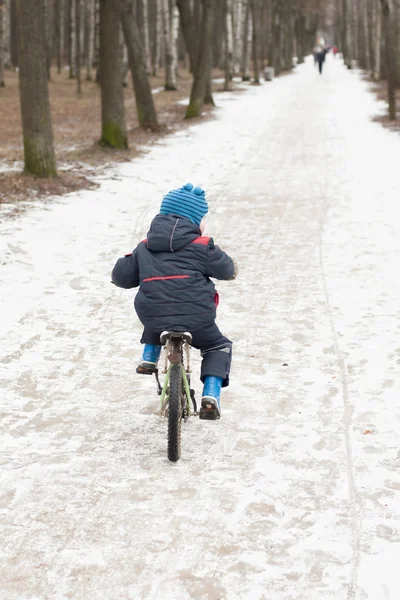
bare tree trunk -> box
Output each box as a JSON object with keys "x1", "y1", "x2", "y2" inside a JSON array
[
  {"x1": 86, "y1": 0, "x2": 95, "y2": 79},
  {"x1": 241, "y1": 0, "x2": 252, "y2": 80},
  {"x1": 367, "y1": 0, "x2": 374, "y2": 67},
  {"x1": 94, "y1": 0, "x2": 100, "y2": 81},
  {"x1": 193, "y1": 0, "x2": 201, "y2": 46},
  {"x1": 362, "y1": 0, "x2": 371, "y2": 72},
  {"x1": 0, "y1": 0, "x2": 5, "y2": 86},
  {"x1": 343, "y1": 0, "x2": 353, "y2": 68},
  {"x1": 54, "y1": 0, "x2": 60, "y2": 74},
  {"x1": 251, "y1": 0, "x2": 260, "y2": 83},
  {"x1": 381, "y1": 0, "x2": 396, "y2": 119},
  {"x1": 395, "y1": 0, "x2": 400, "y2": 87},
  {"x1": 271, "y1": 1, "x2": 282, "y2": 75},
  {"x1": 99, "y1": 0, "x2": 128, "y2": 147},
  {"x1": 185, "y1": 0, "x2": 214, "y2": 118},
  {"x1": 69, "y1": 0, "x2": 76, "y2": 77},
  {"x1": 171, "y1": 3, "x2": 179, "y2": 76},
  {"x1": 162, "y1": 0, "x2": 177, "y2": 89},
  {"x1": 232, "y1": 0, "x2": 243, "y2": 75},
  {"x1": 176, "y1": 0, "x2": 197, "y2": 73},
  {"x1": 203, "y1": 2, "x2": 215, "y2": 107},
  {"x1": 59, "y1": 0, "x2": 64, "y2": 72},
  {"x1": 259, "y1": 0, "x2": 266, "y2": 68},
  {"x1": 10, "y1": 0, "x2": 17, "y2": 67},
  {"x1": 224, "y1": 0, "x2": 233, "y2": 90},
  {"x1": 120, "y1": 27, "x2": 128, "y2": 86},
  {"x1": 15, "y1": 0, "x2": 57, "y2": 176},
  {"x1": 352, "y1": 0, "x2": 359, "y2": 63},
  {"x1": 43, "y1": 0, "x2": 53, "y2": 80},
  {"x1": 214, "y1": 1, "x2": 224, "y2": 68},
  {"x1": 356, "y1": 0, "x2": 363, "y2": 67},
  {"x1": 162, "y1": 0, "x2": 170, "y2": 84},
  {"x1": 120, "y1": 0, "x2": 158, "y2": 129},
  {"x1": 152, "y1": 0, "x2": 162, "y2": 75},
  {"x1": 4, "y1": 0, "x2": 9, "y2": 65},
  {"x1": 295, "y1": 13, "x2": 305, "y2": 64},
  {"x1": 204, "y1": 61, "x2": 214, "y2": 105},
  {"x1": 79, "y1": 0, "x2": 84, "y2": 68},
  {"x1": 141, "y1": 0, "x2": 151, "y2": 73},
  {"x1": 75, "y1": 0, "x2": 81, "y2": 91},
  {"x1": 283, "y1": 0, "x2": 293, "y2": 71},
  {"x1": 0, "y1": 0, "x2": 10, "y2": 78},
  {"x1": 373, "y1": 0, "x2": 382, "y2": 80}
]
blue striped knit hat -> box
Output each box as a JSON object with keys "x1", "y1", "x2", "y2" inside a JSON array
[{"x1": 160, "y1": 183, "x2": 208, "y2": 226}]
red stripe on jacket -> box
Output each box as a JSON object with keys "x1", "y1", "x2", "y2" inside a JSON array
[
  {"x1": 191, "y1": 236, "x2": 210, "y2": 245},
  {"x1": 142, "y1": 275, "x2": 190, "y2": 283}
]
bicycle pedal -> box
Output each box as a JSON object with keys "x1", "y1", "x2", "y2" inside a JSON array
[
  {"x1": 199, "y1": 406, "x2": 220, "y2": 421},
  {"x1": 136, "y1": 364, "x2": 157, "y2": 375},
  {"x1": 199, "y1": 407, "x2": 220, "y2": 420}
]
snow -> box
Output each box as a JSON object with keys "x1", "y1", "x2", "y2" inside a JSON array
[
  {"x1": 0, "y1": 161, "x2": 23, "y2": 173},
  {"x1": 1, "y1": 56, "x2": 400, "y2": 599}
]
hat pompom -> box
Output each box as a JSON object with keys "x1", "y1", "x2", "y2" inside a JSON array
[{"x1": 160, "y1": 182, "x2": 208, "y2": 226}]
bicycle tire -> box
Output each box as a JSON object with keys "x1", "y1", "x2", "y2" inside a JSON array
[{"x1": 168, "y1": 364, "x2": 183, "y2": 462}]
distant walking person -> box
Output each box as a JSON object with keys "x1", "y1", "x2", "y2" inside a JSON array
[{"x1": 314, "y1": 45, "x2": 326, "y2": 74}]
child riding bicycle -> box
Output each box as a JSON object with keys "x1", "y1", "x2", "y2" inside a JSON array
[{"x1": 111, "y1": 183, "x2": 238, "y2": 420}]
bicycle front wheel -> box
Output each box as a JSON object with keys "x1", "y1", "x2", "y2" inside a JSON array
[{"x1": 168, "y1": 364, "x2": 183, "y2": 462}]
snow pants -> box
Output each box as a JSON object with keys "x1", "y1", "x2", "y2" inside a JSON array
[{"x1": 140, "y1": 322, "x2": 232, "y2": 387}]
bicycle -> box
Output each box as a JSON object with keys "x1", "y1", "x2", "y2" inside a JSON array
[{"x1": 153, "y1": 331, "x2": 197, "y2": 462}]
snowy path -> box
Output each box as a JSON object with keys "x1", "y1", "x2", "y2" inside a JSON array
[{"x1": 1, "y1": 57, "x2": 400, "y2": 600}]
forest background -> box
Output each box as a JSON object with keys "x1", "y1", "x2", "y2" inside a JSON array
[{"x1": 0, "y1": 0, "x2": 399, "y2": 203}]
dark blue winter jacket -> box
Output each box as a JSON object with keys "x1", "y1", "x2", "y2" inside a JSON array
[{"x1": 112, "y1": 214, "x2": 236, "y2": 332}]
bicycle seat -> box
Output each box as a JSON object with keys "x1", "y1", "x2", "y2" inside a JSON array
[{"x1": 160, "y1": 331, "x2": 192, "y2": 345}]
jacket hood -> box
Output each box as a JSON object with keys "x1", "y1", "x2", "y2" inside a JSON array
[{"x1": 146, "y1": 214, "x2": 201, "y2": 253}]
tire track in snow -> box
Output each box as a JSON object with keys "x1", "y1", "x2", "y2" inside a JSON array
[{"x1": 318, "y1": 209, "x2": 362, "y2": 600}]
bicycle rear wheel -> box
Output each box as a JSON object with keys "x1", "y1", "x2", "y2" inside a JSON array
[{"x1": 168, "y1": 364, "x2": 183, "y2": 462}]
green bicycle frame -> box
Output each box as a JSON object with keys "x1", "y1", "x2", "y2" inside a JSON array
[{"x1": 160, "y1": 363, "x2": 192, "y2": 416}]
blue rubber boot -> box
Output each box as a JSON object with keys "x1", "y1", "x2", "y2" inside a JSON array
[
  {"x1": 136, "y1": 344, "x2": 162, "y2": 375},
  {"x1": 199, "y1": 376, "x2": 223, "y2": 420}
]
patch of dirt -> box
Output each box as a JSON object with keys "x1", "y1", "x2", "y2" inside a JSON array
[
  {"x1": 0, "y1": 171, "x2": 97, "y2": 205},
  {"x1": 369, "y1": 79, "x2": 400, "y2": 132},
  {"x1": 0, "y1": 66, "x2": 241, "y2": 211}
]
